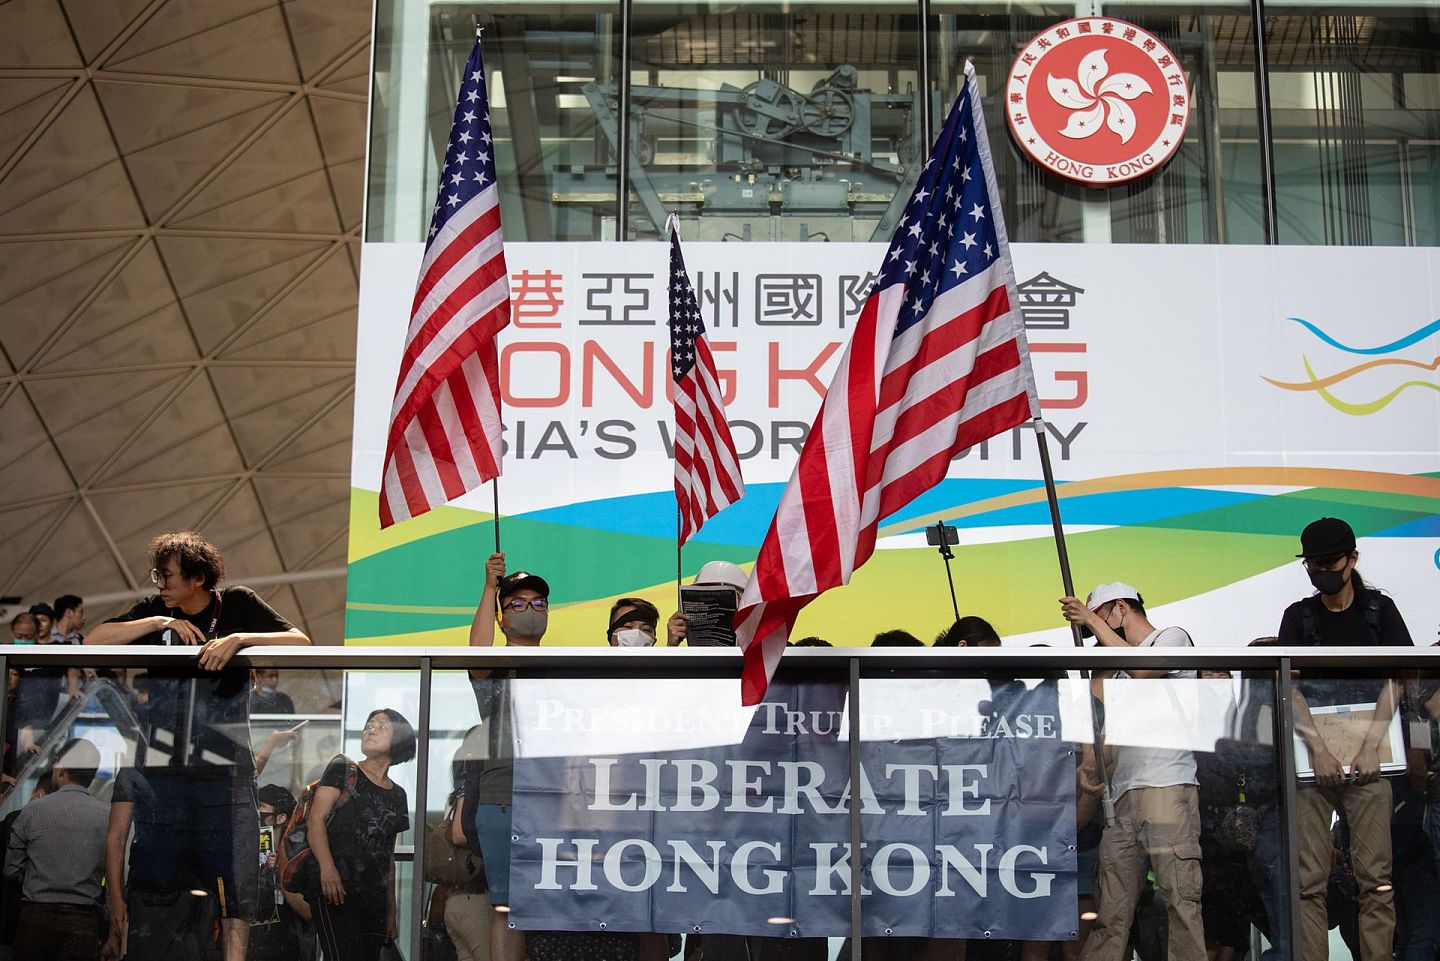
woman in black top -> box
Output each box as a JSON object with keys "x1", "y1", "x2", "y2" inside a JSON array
[{"x1": 306, "y1": 708, "x2": 415, "y2": 961}]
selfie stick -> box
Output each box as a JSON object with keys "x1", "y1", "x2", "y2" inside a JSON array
[{"x1": 928, "y1": 522, "x2": 962, "y2": 625}]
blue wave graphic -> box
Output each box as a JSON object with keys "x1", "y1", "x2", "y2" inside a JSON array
[{"x1": 1290, "y1": 316, "x2": 1440, "y2": 355}]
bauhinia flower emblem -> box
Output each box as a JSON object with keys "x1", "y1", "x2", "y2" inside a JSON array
[{"x1": 1046, "y1": 49, "x2": 1153, "y2": 144}]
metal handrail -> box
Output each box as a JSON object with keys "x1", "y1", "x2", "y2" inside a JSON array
[{"x1": 2, "y1": 644, "x2": 1437, "y2": 669}]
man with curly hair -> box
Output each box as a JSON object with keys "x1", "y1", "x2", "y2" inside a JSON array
[{"x1": 87, "y1": 531, "x2": 309, "y2": 961}]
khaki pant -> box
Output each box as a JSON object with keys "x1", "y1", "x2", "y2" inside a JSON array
[
  {"x1": 1079, "y1": 784, "x2": 1205, "y2": 961},
  {"x1": 444, "y1": 891, "x2": 494, "y2": 961},
  {"x1": 1297, "y1": 781, "x2": 1394, "y2": 961}
]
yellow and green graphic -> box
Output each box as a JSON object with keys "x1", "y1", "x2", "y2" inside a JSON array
[
  {"x1": 1266, "y1": 317, "x2": 1440, "y2": 415},
  {"x1": 345, "y1": 467, "x2": 1440, "y2": 647}
]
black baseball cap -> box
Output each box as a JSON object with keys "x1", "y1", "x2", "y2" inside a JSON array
[
  {"x1": 499, "y1": 571, "x2": 550, "y2": 601},
  {"x1": 1297, "y1": 517, "x2": 1357, "y2": 559}
]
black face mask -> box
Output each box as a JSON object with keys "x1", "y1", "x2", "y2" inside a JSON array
[{"x1": 1309, "y1": 567, "x2": 1350, "y2": 597}]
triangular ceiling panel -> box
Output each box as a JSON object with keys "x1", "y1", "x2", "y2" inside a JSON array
[
  {"x1": 30, "y1": 242, "x2": 196, "y2": 372},
  {"x1": 0, "y1": 87, "x2": 146, "y2": 231},
  {"x1": 210, "y1": 364, "x2": 351, "y2": 464},
  {"x1": 309, "y1": 97, "x2": 366, "y2": 229},
  {"x1": 316, "y1": 47, "x2": 369, "y2": 96},
  {"x1": 159, "y1": 240, "x2": 329, "y2": 355},
  {"x1": 0, "y1": 501, "x2": 71, "y2": 594},
  {"x1": 106, "y1": 3, "x2": 300, "y2": 84},
  {"x1": 0, "y1": 237, "x2": 134, "y2": 368},
  {"x1": 1, "y1": 0, "x2": 363, "y2": 641},
  {"x1": 91, "y1": 479, "x2": 236, "y2": 558},
  {"x1": 59, "y1": 0, "x2": 160, "y2": 63},
  {"x1": 172, "y1": 105, "x2": 339, "y2": 233},
  {"x1": 253, "y1": 475, "x2": 348, "y2": 567},
  {"x1": 219, "y1": 251, "x2": 356, "y2": 360},
  {"x1": 98, "y1": 375, "x2": 246, "y2": 486},
  {"x1": 30, "y1": 369, "x2": 179, "y2": 482},
  {"x1": 0, "y1": 79, "x2": 75, "y2": 169},
  {"x1": 0, "y1": 391, "x2": 79, "y2": 507},
  {"x1": 15, "y1": 504, "x2": 131, "y2": 600},
  {"x1": 0, "y1": 0, "x2": 82, "y2": 68},
  {"x1": 176, "y1": 168, "x2": 340, "y2": 234},
  {"x1": 196, "y1": 484, "x2": 283, "y2": 577},
  {"x1": 95, "y1": 80, "x2": 285, "y2": 219},
  {"x1": 281, "y1": 0, "x2": 370, "y2": 83}
]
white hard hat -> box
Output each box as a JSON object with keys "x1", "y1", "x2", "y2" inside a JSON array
[{"x1": 693, "y1": 561, "x2": 748, "y2": 593}]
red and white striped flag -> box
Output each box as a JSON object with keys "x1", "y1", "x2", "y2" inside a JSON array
[
  {"x1": 736, "y1": 62, "x2": 1040, "y2": 704},
  {"x1": 380, "y1": 38, "x2": 509, "y2": 528},
  {"x1": 669, "y1": 221, "x2": 745, "y2": 543}
]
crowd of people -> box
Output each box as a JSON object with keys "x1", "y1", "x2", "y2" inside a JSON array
[{"x1": 0, "y1": 516, "x2": 1431, "y2": 961}]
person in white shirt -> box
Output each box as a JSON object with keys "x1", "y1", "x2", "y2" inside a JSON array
[{"x1": 1060, "y1": 582, "x2": 1204, "y2": 961}]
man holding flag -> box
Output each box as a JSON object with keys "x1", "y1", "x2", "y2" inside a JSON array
[{"x1": 736, "y1": 62, "x2": 1041, "y2": 704}]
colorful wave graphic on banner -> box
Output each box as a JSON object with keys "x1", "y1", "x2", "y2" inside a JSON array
[
  {"x1": 344, "y1": 468, "x2": 1440, "y2": 647},
  {"x1": 1265, "y1": 317, "x2": 1440, "y2": 415}
]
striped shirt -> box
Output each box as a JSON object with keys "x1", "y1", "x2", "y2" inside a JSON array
[{"x1": 4, "y1": 783, "x2": 108, "y2": 905}]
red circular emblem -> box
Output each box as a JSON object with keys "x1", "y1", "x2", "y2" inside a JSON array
[{"x1": 1006, "y1": 18, "x2": 1189, "y2": 187}]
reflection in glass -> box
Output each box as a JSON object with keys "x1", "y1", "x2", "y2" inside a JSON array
[
  {"x1": 1266, "y1": 7, "x2": 1440, "y2": 246},
  {"x1": 369, "y1": 3, "x2": 622, "y2": 242},
  {"x1": 627, "y1": 3, "x2": 924, "y2": 241}
]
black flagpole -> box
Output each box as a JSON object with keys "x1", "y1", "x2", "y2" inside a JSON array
[
  {"x1": 669, "y1": 213, "x2": 683, "y2": 610},
  {"x1": 1033, "y1": 416, "x2": 1114, "y2": 825}
]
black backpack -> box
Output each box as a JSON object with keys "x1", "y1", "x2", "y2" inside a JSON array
[{"x1": 1299, "y1": 590, "x2": 1382, "y2": 646}]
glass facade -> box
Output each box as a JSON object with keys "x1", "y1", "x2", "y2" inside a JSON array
[
  {"x1": 367, "y1": 0, "x2": 1440, "y2": 245},
  {"x1": 3, "y1": 647, "x2": 1436, "y2": 961}
]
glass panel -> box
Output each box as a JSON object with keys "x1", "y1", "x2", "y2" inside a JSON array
[
  {"x1": 859, "y1": 662, "x2": 1289, "y2": 961},
  {"x1": 1293, "y1": 665, "x2": 1411, "y2": 961},
  {"x1": 933, "y1": 5, "x2": 1265, "y2": 244},
  {"x1": 420, "y1": 667, "x2": 852, "y2": 959},
  {"x1": 627, "y1": 1, "x2": 925, "y2": 241},
  {"x1": 0, "y1": 663, "x2": 418, "y2": 960},
  {"x1": 368, "y1": 0, "x2": 622, "y2": 243},
  {"x1": 1265, "y1": 5, "x2": 1440, "y2": 246}
]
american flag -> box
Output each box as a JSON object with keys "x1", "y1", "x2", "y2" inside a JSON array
[
  {"x1": 670, "y1": 223, "x2": 745, "y2": 543},
  {"x1": 735, "y1": 62, "x2": 1040, "y2": 704},
  {"x1": 380, "y1": 37, "x2": 509, "y2": 528}
]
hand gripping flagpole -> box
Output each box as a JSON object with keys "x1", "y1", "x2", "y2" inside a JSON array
[{"x1": 1033, "y1": 417, "x2": 1113, "y2": 824}]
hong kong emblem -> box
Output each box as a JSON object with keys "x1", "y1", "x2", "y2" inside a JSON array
[{"x1": 1006, "y1": 18, "x2": 1189, "y2": 187}]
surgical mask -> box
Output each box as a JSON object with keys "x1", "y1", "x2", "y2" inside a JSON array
[
  {"x1": 1309, "y1": 567, "x2": 1350, "y2": 597},
  {"x1": 505, "y1": 608, "x2": 548, "y2": 640},
  {"x1": 612, "y1": 628, "x2": 655, "y2": 648},
  {"x1": 1106, "y1": 610, "x2": 1127, "y2": 643}
]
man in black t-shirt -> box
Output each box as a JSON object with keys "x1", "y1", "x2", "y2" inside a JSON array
[
  {"x1": 89, "y1": 531, "x2": 310, "y2": 961},
  {"x1": 1278, "y1": 517, "x2": 1412, "y2": 961}
]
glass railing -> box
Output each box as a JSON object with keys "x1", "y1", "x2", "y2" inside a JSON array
[{"x1": 0, "y1": 645, "x2": 1433, "y2": 961}]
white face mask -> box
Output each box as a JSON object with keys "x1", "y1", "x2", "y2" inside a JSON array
[{"x1": 612, "y1": 628, "x2": 656, "y2": 648}]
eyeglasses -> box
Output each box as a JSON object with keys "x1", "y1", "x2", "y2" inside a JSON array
[
  {"x1": 1301, "y1": 555, "x2": 1350, "y2": 573},
  {"x1": 503, "y1": 597, "x2": 549, "y2": 613},
  {"x1": 149, "y1": 568, "x2": 179, "y2": 587}
]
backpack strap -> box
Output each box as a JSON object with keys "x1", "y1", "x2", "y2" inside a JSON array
[
  {"x1": 1300, "y1": 591, "x2": 1383, "y2": 645},
  {"x1": 1363, "y1": 591, "x2": 1383, "y2": 645},
  {"x1": 1300, "y1": 596, "x2": 1321, "y2": 645}
]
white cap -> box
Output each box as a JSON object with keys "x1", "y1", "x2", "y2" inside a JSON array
[
  {"x1": 1085, "y1": 582, "x2": 1140, "y2": 611},
  {"x1": 693, "y1": 560, "x2": 748, "y2": 593}
]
